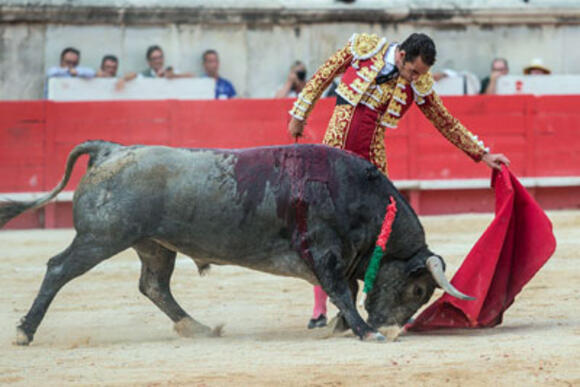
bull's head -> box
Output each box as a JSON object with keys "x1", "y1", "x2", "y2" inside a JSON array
[{"x1": 364, "y1": 253, "x2": 473, "y2": 330}]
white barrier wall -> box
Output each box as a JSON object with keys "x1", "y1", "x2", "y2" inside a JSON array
[
  {"x1": 47, "y1": 77, "x2": 215, "y2": 101},
  {"x1": 497, "y1": 75, "x2": 580, "y2": 95}
]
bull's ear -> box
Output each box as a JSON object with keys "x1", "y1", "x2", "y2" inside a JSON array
[
  {"x1": 405, "y1": 256, "x2": 426, "y2": 276},
  {"x1": 405, "y1": 254, "x2": 446, "y2": 276}
]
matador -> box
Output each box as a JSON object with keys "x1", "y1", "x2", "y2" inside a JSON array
[{"x1": 287, "y1": 32, "x2": 510, "y2": 330}]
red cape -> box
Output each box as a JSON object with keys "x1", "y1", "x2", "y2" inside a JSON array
[{"x1": 407, "y1": 166, "x2": 556, "y2": 331}]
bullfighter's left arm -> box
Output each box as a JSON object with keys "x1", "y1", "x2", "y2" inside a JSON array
[{"x1": 413, "y1": 74, "x2": 489, "y2": 162}]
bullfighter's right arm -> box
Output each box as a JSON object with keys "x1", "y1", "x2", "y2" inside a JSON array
[{"x1": 288, "y1": 45, "x2": 353, "y2": 122}]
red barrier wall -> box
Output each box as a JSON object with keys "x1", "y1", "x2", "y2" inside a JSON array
[{"x1": 2, "y1": 95, "x2": 580, "y2": 228}]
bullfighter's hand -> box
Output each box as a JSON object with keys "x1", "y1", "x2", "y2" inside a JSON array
[
  {"x1": 482, "y1": 153, "x2": 511, "y2": 170},
  {"x1": 288, "y1": 117, "x2": 305, "y2": 138}
]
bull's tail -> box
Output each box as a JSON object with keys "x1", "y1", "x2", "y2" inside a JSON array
[{"x1": 0, "y1": 140, "x2": 118, "y2": 228}]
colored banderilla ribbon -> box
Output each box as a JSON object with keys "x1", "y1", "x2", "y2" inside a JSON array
[{"x1": 359, "y1": 196, "x2": 397, "y2": 307}]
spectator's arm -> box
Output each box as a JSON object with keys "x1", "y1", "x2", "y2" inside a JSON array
[
  {"x1": 483, "y1": 71, "x2": 502, "y2": 95},
  {"x1": 115, "y1": 72, "x2": 138, "y2": 91},
  {"x1": 165, "y1": 68, "x2": 194, "y2": 79},
  {"x1": 275, "y1": 71, "x2": 298, "y2": 98},
  {"x1": 46, "y1": 67, "x2": 69, "y2": 78},
  {"x1": 275, "y1": 81, "x2": 293, "y2": 98},
  {"x1": 76, "y1": 67, "x2": 96, "y2": 79}
]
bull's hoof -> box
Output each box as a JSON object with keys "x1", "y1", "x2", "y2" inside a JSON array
[
  {"x1": 174, "y1": 317, "x2": 222, "y2": 338},
  {"x1": 330, "y1": 314, "x2": 350, "y2": 334},
  {"x1": 363, "y1": 331, "x2": 386, "y2": 342},
  {"x1": 378, "y1": 325, "x2": 403, "y2": 341},
  {"x1": 14, "y1": 326, "x2": 32, "y2": 346}
]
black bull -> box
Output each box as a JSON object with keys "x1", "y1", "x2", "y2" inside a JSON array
[{"x1": 0, "y1": 141, "x2": 473, "y2": 345}]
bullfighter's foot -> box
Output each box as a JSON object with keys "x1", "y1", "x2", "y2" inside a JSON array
[
  {"x1": 363, "y1": 331, "x2": 386, "y2": 342},
  {"x1": 307, "y1": 314, "x2": 327, "y2": 329},
  {"x1": 14, "y1": 326, "x2": 32, "y2": 346},
  {"x1": 174, "y1": 317, "x2": 223, "y2": 338}
]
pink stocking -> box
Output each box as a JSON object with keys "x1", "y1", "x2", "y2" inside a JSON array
[{"x1": 312, "y1": 285, "x2": 328, "y2": 318}]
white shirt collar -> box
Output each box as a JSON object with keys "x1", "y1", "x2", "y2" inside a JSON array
[
  {"x1": 385, "y1": 43, "x2": 397, "y2": 66},
  {"x1": 379, "y1": 43, "x2": 398, "y2": 75}
]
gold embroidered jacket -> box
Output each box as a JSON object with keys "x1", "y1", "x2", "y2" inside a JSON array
[{"x1": 289, "y1": 33, "x2": 489, "y2": 173}]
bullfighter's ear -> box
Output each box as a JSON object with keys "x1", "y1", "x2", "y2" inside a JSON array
[{"x1": 365, "y1": 166, "x2": 382, "y2": 181}]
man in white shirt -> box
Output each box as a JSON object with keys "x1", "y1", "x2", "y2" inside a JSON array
[{"x1": 46, "y1": 47, "x2": 96, "y2": 79}]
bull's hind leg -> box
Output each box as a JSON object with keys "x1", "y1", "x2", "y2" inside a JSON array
[
  {"x1": 133, "y1": 240, "x2": 215, "y2": 338},
  {"x1": 16, "y1": 234, "x2": 129, "y2": 345}
]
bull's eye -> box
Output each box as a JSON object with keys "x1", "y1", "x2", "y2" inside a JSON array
[{"x1": 413, "y1": 286, "x2": 424, "y2": 298}]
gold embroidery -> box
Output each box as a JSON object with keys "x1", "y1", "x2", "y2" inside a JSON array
[
  {"x1": 380, "y1": 115, "x2": 400, "y2": 128},
  {"x1": 322, "y1": 104, "x2": 355, "y2": 149},
  {"x1": 411, "y1": 72, "x2": 434, "y2": 96},
  {"x1": 369, "y1": 123, "x2": 388, "y2": 175},
  {"x1": 417, "y1": 91, "x2": 487, "y2": 161},
  {"x1": 351, "y1": 78, "x2": 368, "y2": 94},
  {"x1": 350, "y1": 33, "x2": 386, "y2": 60},
  {"x1": 289, "y1": 44, "x2": 353, "y2": 121},
  {"x1": 336, "y1": 83, "x2": 359, "y2": 105},
  {"x1": 357, "y1": 66, "x2": 375, "y2": 82}
]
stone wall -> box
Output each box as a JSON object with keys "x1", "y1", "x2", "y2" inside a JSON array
[{"x1": 2, "y1": 0, "x2": 580, "y2": 99}]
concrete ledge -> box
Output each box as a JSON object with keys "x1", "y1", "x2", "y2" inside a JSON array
[
  {"x1": 2, "y1": 4, "x2": 580, "y2": 26},
  {"x1": 2, "y1": 176, "x2": 580, "y2": 202}
]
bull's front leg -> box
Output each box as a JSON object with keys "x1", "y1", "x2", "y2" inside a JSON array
[{"x1": 312, "y1": 249, "x2": 385, "y2": 342}]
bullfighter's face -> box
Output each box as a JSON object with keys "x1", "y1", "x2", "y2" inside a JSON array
[{"x1": 396, "y1": 52, "x2": 430, "y2": 83}]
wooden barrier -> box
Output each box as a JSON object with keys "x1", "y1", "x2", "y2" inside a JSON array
[{"x1": 1, "y1": 95, "x2": 580, "y2": 228}]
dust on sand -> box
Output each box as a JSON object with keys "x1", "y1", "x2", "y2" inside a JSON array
[{"x1": 0, "y1": 211, "x2": 578, "y2": 386}]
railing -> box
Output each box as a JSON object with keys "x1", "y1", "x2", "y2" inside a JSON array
[{"x1": 2, "y1": 94, "x2": 580, "y2": 227}]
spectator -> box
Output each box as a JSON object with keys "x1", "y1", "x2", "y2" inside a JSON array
[
  {"x1": 140, "y1": 45, "x2": 192, "y2": 79},
  {"x1": 275, "y1": 61, "x2": 307, "y2": 98},
  {"x1": 116, "y1": 45, "x2": 193, "y2": 90},
  {"x1": 97, "y1": 55, "x2": 119, "y2": 78},
  {"x1": 202, "y1": 49, "x2": 236, "y2": 99},
  {"x1": 47, "y1": 47, "x2": 95, "y2": 79},
  {"x1": 523, "y1": 58, "x2": 551, "y2": 75},
  {"x1": 480, "y1": 58, "x2": 509, "y2": 95}
]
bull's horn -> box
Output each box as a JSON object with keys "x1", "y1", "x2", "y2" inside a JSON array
[{"x1": 426, "y1": 256, "x2": 476, "y2": 301}]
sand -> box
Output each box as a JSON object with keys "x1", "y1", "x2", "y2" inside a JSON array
[{"x1": 0, "y1": 211, "x2": 578, "y2": 386}]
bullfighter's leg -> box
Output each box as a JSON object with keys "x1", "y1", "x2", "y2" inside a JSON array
[
  {"x1": 16, "y1": 233, "x2": 129, "y2": 346},
  {"x1": 313, "y1": 249, "x2": 384, "y2": 341},
  {"x1": 133, "y1": 240, "x2": 215, "y2": 338}
]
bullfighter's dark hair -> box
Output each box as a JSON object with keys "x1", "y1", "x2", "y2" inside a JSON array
[
  {"x1": 60, "y1": 47, "x2": 80, "y2": 61},
  {"x1": 146, "y1": 45, "x2": 163, "y2": 60},
  {"x1": 400, "y1": 33, "x2": 436, "y2": 66}
]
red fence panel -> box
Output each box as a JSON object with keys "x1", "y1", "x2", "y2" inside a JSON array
[
  {"x1": 0, "y1": 101, "x2": 46, "y2": 192},
  {"x1": 1, "y1": 95, "x2": 580, "y2": 228},
  {"x1": 532, "y1": 95, "x2": 580, "y2": 176}
]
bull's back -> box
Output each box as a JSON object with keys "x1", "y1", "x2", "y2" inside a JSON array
[{"x1": 72, "y1": 144, "x2": 396, "y2": 262}]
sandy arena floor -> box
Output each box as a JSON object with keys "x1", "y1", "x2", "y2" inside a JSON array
[{"x1": 0, "y1": 211, "x2": 578, "y2": 386}]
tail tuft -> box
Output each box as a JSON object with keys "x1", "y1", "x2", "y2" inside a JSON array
[{"x1": 0, "y1": 200, "x2": 33, "y2": 229}]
